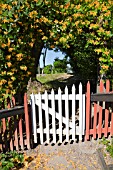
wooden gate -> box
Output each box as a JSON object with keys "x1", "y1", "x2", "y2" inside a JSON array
[{"x1": 30, "y1": 83, "x2": 85, "y2": 144}]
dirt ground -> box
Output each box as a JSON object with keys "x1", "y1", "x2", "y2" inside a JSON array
[{"x1": 22, "y1": 140, "x2": 113, "y2": 170}]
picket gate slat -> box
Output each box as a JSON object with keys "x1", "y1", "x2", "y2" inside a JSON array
[
  {"x1": 38, "y1": 93, "x2": 43, "y2": 144},
  {"x1": 79, "y1": 83, "x2": 83, "y2": 141},
  {"x1": 51, "y1": 89, "x2": 56, "y2": 143},
  {"x1": 72, "y1": 84, "x2": 76, "y2": 141},
  {"x1": 65, "y1": 86, "x2": 69, "y2": 142},
  {"x1": 58, "y1": 88, "x2": 62, "y2": 143},
  {"x1": 31, "y1": 93, "x2": 37, "y2": 143},
  {"x1": 82, "y1": 94, "x2": 85, "y2": 135},
  {"x1": 45, "y1": 90, "x2": 49, "y2": 144}
]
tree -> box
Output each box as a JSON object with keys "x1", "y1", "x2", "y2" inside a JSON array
[
  {"x1": 43, "y1": 47, "x2": 47, "y2": 68},
  {"x1": 50, "y1": 0, "x2": 113, "y2": 80},
  {"x1": 0, "y1": 0, "x2": 113, "y2": 103},
  {"x1": 53, "y1": 57, "x2": 67, "y2": 73},
  {"x1": 0, "y1": 0, "x2": 69, "y2": 100}
]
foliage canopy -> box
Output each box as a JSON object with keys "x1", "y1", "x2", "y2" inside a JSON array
[{"x1": 0, "y1": 0, "x2": 113, "y2": 102}]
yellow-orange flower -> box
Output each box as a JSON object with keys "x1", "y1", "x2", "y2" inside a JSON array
[
  {"x1": 3, "y1": 19, "x2": 9, "y2": 23},
  {"x1": 76, "y1": 4, "x2": 81, "y2": 9},
  {"x1": 2, "y1": 4, "x2": 7, "y2": 9},
  {"x1": 103, "y1": 51, "x2": 110, "y2": 56},
  {"x1": 102, "y1": 6, "x2": 107, "y2": 11},
  {"x1": 7, "y1": 62, "x2": 12, "y2": 67},
  {"x1": 12, "y1": 1, "x2": 18, "y2": 5},
  {"x1": 11, "y1": 77, "x2": 16, "y2": 81},
  {"x1": 42, "y1": 36, "x2": 48, "y2": 40},
  {"x1": 95, "y1": 49, "x2": 102, "y2": 53},
  {"x1": 6, "y1": 55, "x2": 11, "y2": 60},
  {"x1": 1, "y1": 71, "x2": 6, "y2": 75},
  {"x1": 1, "y1": 44, "x2": 6, "y2": 48},
  {"x1": 7, "y1": 5, "x2": 12, "y2": 10},
  {"x1": 14, "y1": 14, "x2": 18, "y2": 19},
  {"x1": 110, "y1": 58, "x2": 113, "y2": 62},
  {"x1": 8, "y1": 48, "x2": 14, "y2": 52},
  {"x1": 16, "y1": 53, "x2": 23, "y2": 57},
  {"x1": 16, "y1": 53, "x2": 23, "y2": 61},
  {"x1": 50, "y1": 45, "x2": 55, "y2": 49},
  {"x1": 78, "y1": 29, "x2": 82, "y2": 33},
  {"x1": 7, "y1": 72, "x2": 13, "y2": 76},
  {"x1": 90, "y1": 11, "x2": 97, "y2": 16},
  {"x1": 1, "y1": 79, "x2": 7, "y2": 85},
  {"x1": 29, "y1": 11, "x2": 37, "y2": 18},
  {"x1": 27, "y1": 72, "x2": 31, "y2": 75},
  {"x1": 99, "y1": 57, "x2": 104, "y2": 61},
  {"x1": 7, "y1": 38, "x2": 10, "y2": 46},
  {"x1": 97, "y1": 27, "x2": 104, "y2": 33},
  {"x1": 101, "y1": 65, "x2": 109, "y2": 70},
  {"x1": 4, "y1": 31, "x2": 8, "y2": 35},
  {"x1": 106, "y1": 31, "x2": 110, "y2": 35},
  {"x1": 75, "y1": 21, "x2": 79, "y2": 26},
  {"x1": 29, "y1": 42, "x2": 34, "y2": 47},
  {"x1": 20, "y1": 65, "x2": 27, "y2": 71},
  {"x1": 104, "y1": 11, "x2": 111, "y2": 17},
  {"x1": 89, "y1": 23, "x2": 99, "y2": 29}
]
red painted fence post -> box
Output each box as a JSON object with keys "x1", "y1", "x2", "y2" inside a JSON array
[
  {"x1": 86, "y1": 81, "x2": 90, "y2": 140},
  {"x1": 24, "y1": 93, "x2": 30, "y2": 149},
  {"x1": 98, "y1": 80, "x2": 104, "y2": 138},
  {"x1": 111, "y1": 80, "x2": 113, "y2": 136},
  {"x1": 7, "y1": 96, "x2": 13, "y2": 151},
  {"x1": 104, "y1": 80, "x2": 110, "y2": 137}
]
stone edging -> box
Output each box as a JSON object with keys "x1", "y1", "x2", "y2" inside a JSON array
[{"x1": 97, "y1": 149, "x2": 113, "y2": 170}]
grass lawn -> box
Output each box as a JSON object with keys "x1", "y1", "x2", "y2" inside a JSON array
[
  {"x1": 36, "y1": 73, "x2": 72, "y2": 84},
  {"x1": 36, "y1": 73, "x2": 75, "y2": 92}
]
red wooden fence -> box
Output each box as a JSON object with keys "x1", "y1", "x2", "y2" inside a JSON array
[
  {"x1": 1, "y1": 80, "x2": 113, "y2": 152},
  {"x1": 0, "y1": 93, "x2": 30, "y2": 152},
  {"x1": 86, "y1": 80, "x2": 113, "y2": 140}
]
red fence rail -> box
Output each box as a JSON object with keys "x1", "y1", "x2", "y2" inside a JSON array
[{"x1": 0, "y1": 93, "x2": 30, "y2": 152}]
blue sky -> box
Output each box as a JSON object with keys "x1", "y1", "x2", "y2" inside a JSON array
[{"x1": 39, "y1": 49, "x2": 65, "y2": 68}]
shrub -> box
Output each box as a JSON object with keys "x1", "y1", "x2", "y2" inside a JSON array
[
  {"x1": 53, "y1": 58, "x2": 67, "y2": 73},
  {"x1": 43, "y1": 65, "x2": 52, "y2": 74},
  {"x1": 101, "y1": 137, "x2": 113, "y2": 158},
  {"x1": 0, "y1": 151, "x2": 24, "y2": 170}
]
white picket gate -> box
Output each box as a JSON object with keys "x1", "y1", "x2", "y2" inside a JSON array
[{"x1": 30, "y1": 83, "x2": 85, "y2": 144}]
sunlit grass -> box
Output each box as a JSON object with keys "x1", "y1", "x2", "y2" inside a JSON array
[{"x1": 37, "y1": 73, "x2": 70, "y2": 84}]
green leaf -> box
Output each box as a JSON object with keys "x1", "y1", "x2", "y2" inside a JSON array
[
  {"x1": 2, "y1": 11, "x2": 8, "y2": 17},
  {"x1": 2, "y1": 24, "x2": 7, "y2": 30},
  {"x1": 8, "y1": 11, "x2": 13, "y2": 18},
  {"x1": 7, "y1": 162, "x2": 14, "y2": 168},
  {"x1": 1, "y1": 161, "x2": 9, "y2": 166}
]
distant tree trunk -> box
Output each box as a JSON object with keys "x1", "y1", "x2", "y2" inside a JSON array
[
  {"x1": 31, "y1": 41, "x2": 44, "y2": 78},
  {"x1": 38, "y1": 63, "x2": 40, "y2": 74},
  {"x1": 43, "y1": 47, "x2": 47, "y2": 68}
]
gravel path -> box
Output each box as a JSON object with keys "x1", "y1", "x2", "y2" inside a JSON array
[{"x1": 24, "y1": 140, "x2": 113, "y2": 170}]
